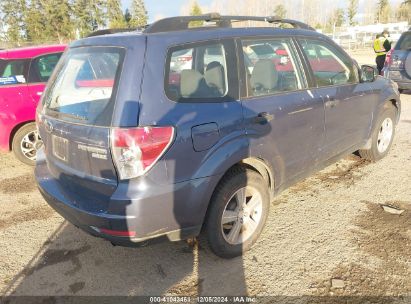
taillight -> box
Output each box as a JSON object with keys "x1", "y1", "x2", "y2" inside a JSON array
[
  {"x1": 111, "y1": 126, "x2": 174, "y2": 180},
  {"x1": 385, "y1": 49, "x2": 393, "y2": 67}
]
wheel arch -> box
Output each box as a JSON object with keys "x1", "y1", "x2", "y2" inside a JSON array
[
  {"x1": 200, "y1": 157, "x2": 275, "y2": 231},
  {"x1": 387, "y1": 98, "x2": 400, "y2": 124},
  {"x1": 9, "y1": 120, "x2": 35, "y2": 150}
]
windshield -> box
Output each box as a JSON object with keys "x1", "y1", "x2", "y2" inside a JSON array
[{"x1": 42, "y1": 46, "x2": 125, "y2": 126}]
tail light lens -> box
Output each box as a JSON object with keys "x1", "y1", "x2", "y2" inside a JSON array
[
  {"x1": 384, "y1": 49, "x2": 393, "y2": 67},
  {"x1": 111, "y1": 126, "x2": 175, "y2": 180}
]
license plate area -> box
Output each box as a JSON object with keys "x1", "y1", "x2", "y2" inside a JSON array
[{"x1": 52, "y1": 135, "x2": 69, "y2": 162}]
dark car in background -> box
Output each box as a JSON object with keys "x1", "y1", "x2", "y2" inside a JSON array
[
  {"x1": 383, "y1": 30, "x2": 411, "y2": 92},
  {"x1": 35, "y1": 15, "x2": 400, "y2": 258}
]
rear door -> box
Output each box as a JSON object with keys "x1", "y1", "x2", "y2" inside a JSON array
[
  {"x1": 27, "y1": 52, "x2": 63, "y2": 104},
  {"x1": 240, "y1": 37, "x2": 325, "y2": 184},
  {"x1": 0, "y1": 58, "x2": 30, "y2": 108},
  {"x1": 298, "y1": 38, "x2": 376, "y2": 158},
  {"x1": 139, "y1": 36, "x2": 244, "y2": 186},
  {"x1": 38, "y1": 46, "x2": 128, "y2": 211}
]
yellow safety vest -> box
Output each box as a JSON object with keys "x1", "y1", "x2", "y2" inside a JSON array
[{"x1": 374, "y1": 37, "x2": 386, "y2": 57}]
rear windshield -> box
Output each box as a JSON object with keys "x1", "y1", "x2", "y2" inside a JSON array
[
  {"x1": 396, "y1": 32, "x2": 411, "y2": 50},
  {"x1": 42, "y1": 46, "x2": 125, "y2": 126}
]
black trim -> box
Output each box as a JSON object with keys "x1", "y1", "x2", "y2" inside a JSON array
[{"x1": 86, "y1": 28, "x2": 140, "y2": 37}]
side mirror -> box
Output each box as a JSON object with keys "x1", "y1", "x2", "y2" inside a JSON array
[{"x1": 360, "y1": 65, "x2": 377, "y2": 82}]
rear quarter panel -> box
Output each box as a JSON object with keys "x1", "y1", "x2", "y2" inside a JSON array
[{"x1": 0, "y1": 84, "x2": 34, "y2": 151}]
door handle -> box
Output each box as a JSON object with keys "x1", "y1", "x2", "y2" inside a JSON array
[{"x1": 254, "y1": 112, "x2": 274, "y2": 124}]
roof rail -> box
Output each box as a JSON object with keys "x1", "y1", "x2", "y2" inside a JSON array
[{"x1": 144, "y1": 13, "x2": 315, "y2": 34}]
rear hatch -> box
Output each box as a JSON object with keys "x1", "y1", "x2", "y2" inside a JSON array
[
  {"x1": 37, "y1": 46, "x2": 126, "y2": 212},
  {"x1": 386, "y1": 31, "x2": 411, "y2": 80}
]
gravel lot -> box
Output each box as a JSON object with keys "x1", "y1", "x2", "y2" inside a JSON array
[{"x1": 0, "y1": 53, "x2": 410, "y2": 301}]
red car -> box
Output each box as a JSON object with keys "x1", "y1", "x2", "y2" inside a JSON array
[{"x1": 0, "y1": 44, "x2": 66, "y2": 165}]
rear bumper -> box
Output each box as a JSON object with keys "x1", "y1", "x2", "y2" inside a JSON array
[
  {"x1": 383, "y1": 68, "x2": 411, "y2": 90},
  {"x1": 395, "y1": 81, "x2": 411, "y2": 90},
  {"x1": 35, "y1": 154, "x2": 218, "y2": 246}
]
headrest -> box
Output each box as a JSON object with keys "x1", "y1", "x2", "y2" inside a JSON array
[
  {"x1": 180, "y1": 69, "x2": 203, "y2": 97},
  {"x1": 205, "y1": 61, "x2": 225, "y2": 95},
  {"x1": 250, "y1": 59, "x2": 278, "y2": 91}
]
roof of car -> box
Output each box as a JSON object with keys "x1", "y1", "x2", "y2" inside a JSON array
[
  {"x1": 83, "y1": 14, "x2": 318, "y2": 41},
  {"x1": 0, "y1": 44, "x2": 66, "y2": 60},
  {"x1": 72, "y1": 26, "x2": 323, "y2": 50}
]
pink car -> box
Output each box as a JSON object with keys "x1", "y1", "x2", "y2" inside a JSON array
[{"x1": 0, "y1": 44, "x2": 66, "y2": 165}]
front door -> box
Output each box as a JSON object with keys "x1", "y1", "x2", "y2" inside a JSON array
[
  {"x1": 298, "y1": 38, "x2": 376, "y2": 158},
  {"x1": 240, "y1": 37, "x2": 325, "y2": 186},
  {"x1": 27, "y1": 52, "x2": 63, "y2": 105}
]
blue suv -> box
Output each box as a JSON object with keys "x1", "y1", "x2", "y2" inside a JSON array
[{"x1": 35, "y1": 15, "x2": 401, "y2": 258}]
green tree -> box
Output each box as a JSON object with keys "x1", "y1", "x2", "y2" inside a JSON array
[
  {"x1": 124, "y1": 8, "x2": 132, "y2": 26},
  {"x1": 347, "y1": 0, "x2": 358, "y2": 26},
  {"x1": 129, "y1": 0, "x2": 148, "y2": 28},
  {"x1": 325, "y1": 8, "x2": 344, "y2": 33},
  {"x1": 107, "y1": 0, "x2": 126, "y2": 28},
  {"x1": 73, "y1": 0, "x2": 106, "y2": 37},
  {"x1": 274, "y1": 4, "x2": 287, "y2": 19},
  {"x1": 1, "y1": 0, "x2": 27, "y2": 44},
  {"x1": 376, "y1": 0, "x2": 390, "y2": 23},
  {"x1": 398, "y1": 0, "x2": 411, "y2": 22},
  {"x1": 189, "y1": 1, "x2": 203, "y2": 28},
  {"x1": 25, "y1": 0, "x2": 46, "y2": 42},
  {"x1": 42, "y1": 0, "x2": 75, "y2": 43}
]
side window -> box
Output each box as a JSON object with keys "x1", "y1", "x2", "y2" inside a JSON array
[
  {"x1": 0, "y1": 59, "x2": 28, "y2": 85},
  {"x1": 299, "y1": 39, "x2": 359, "y2": 87},
  {"x1": 242, "y1": 38, "x2": 304, "y2": 97},
  {"x1": 29, "y1": 53, "x2": 62, "y2": 83},
  {"x1": 166, "y1": 40, "x2": 236, "y2": 102}
]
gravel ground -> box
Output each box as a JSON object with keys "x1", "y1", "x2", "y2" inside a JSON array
[{"x1": 0, "y1": 53, "x2": 410, "y2": 301}]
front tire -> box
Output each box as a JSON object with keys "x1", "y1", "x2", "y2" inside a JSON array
[
  {"x1": 205, "y1": 167, "x2": 270, "y2": 259},
  {"x1": 12, "y1": 122, "x2": 42, "y2": 166},
  {"x1": 359, "y1": 105, "x2": 396, "y2": 162}
]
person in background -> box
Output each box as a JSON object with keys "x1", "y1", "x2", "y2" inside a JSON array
[
  {"x1": 382, "y1": 29, "x2": 392, "y2": 54},
  {"x1": 374, "y1": 30, "x2": 392, "y2": 75},
  {"x1": 374, "y1": 33, "x2": 386, "y2": 74}
]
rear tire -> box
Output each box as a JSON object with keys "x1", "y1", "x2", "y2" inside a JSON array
[
  {"x1": 205, "y1": 167, "x2": 270, "y2": 259},
  {"x1": 11, "y1": 122, "x2": 42, "y2": 166},
  {"x1": 359, "y1": 105, "x2": 396, "y2": 162}
]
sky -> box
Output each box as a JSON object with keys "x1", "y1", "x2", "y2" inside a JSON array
[
  {"x1": 122, "y1": 0, "x2": 210, "y2": 22},
  {"x1": 122, "y1": 0, "x2": 404, "y2": 23}
]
